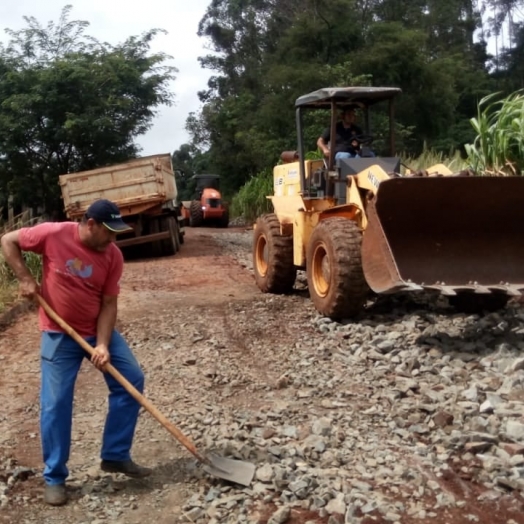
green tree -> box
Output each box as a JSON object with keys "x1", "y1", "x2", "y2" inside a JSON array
[
  {"x1": 190, "y1": 0, "x2": 522, "y2": 193},
  {"x1": 171, "y1": 143, "x2": 212, "y2": 200},
  {"x1": 0, "y1": 5, "x2": 177, "y2": 216},
  {"x1": 192, "y1": 0, "x2": 373, "y2": 192},
  {"x1": 499, "y1": 22, "x2": 524, "y2": 90},
  {"x1": 357, "y1": 1, "x2": 493, "y2": 152}
]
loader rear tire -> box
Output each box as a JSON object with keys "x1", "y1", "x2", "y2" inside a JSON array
[
  {"x1": 253, "y1": 213, "x2": 296, "y2": 293},
  {"x1": 448, "y1": 293, "x2": 509, "y2": 314},
  {"x1": 306, "y1": 217, "x2": 368, "y2": 320},
  {"x1": 189, "y1": 200, "x2": 203, "y2": 227}
]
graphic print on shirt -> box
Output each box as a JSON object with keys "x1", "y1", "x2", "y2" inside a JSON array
[{"x1": 65, "y1": 258, "x2": 93, "y2": 279}]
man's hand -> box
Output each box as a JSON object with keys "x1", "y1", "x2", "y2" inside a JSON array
[
  {"x1": 91, "y1": 344, "x2": 110, "y2": 371},
  {"x1": 19, "y1": 276, "x2": 40, "y2": 300}
]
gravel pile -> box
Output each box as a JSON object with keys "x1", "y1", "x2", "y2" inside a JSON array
[{"x1": 2, "y1": 228, "x2": 524, "y2": 524}]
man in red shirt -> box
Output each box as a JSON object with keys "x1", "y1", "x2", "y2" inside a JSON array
[{"x1": 1, "y1": 199, "x2": 151, "y2": 506}]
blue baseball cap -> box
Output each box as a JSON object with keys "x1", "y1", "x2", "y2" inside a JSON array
[{"x1": 85, "y1": 199, "x2": 132, "y2": 233}]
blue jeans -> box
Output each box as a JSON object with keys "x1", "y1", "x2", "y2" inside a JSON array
[
  {"x1": 40, "y1": 330, "x2": 145, "y2": 485},
  {"x1": 336, "y1": 151, "x2": 360, "y2": 160}
]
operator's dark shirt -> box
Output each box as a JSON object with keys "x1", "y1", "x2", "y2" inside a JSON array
[{"x1": 321, "y1": 122, "x2": 363, "y2": 155}]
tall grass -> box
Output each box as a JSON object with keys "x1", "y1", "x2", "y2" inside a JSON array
[
  {"x1": 465, "y1": 90, "x2": 524, "y2": 176},
  {"x1": 230, "y1": 168, "x2": 274, "y2": 224},
  {"x1": 0, "y1": 251, "x2": 43, "y2": 285},
  {"x1": 230, "y1": 146, "x2": 473, "y2": 224},
  {"x1": 400, "y1": 145, "x2": 468, "y2": 173},
  {"x1": 0, "y1": 212, "x2": 43, "y2": 311}
]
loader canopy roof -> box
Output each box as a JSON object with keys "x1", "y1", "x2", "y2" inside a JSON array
[{"x1": 295, "y1": 87, "x2": 402, "y2": 109}]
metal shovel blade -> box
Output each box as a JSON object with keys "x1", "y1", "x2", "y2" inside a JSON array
[{"x1": 203, "y1": 455, "x2": 256, "y2": 487}]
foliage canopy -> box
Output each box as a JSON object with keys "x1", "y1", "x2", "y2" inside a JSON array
[
  {"x1": 0, "y1": 5, "x2": 177, "y2": 216},
  {"x1": 175, "y1": 0, "x2": 524, "y2": 194}
]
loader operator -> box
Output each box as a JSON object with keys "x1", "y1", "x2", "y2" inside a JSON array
[
  {"x1": 317, "y1": 105, "x2": 367, "y2": 161},
  {"x1": 0, "y1": 199, "x2": 152, "y2": 507}
]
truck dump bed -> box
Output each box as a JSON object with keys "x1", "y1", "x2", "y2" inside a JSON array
[{"x1": 59, "y1": 154, "x2": 177, "y2": 219}]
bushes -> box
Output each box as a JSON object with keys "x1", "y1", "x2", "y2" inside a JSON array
[{"x1": 230, "y1": 169, "x2": 274, "y2": 225}]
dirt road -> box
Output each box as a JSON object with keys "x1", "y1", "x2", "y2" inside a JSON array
[
  {"x1": 0, "y1": 227, "x2": 259, "y2": 523},
  {"x1": 1, "y1": 226, "x2": 524, "y2": 524}
]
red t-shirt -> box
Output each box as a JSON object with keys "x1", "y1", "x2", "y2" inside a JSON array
[{"x1": 18, "y1": 222, "x2": 124, "y2": 337}]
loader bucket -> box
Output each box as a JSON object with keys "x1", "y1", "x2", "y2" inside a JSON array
[{"x1": 361, "y1": 176, "x2": 524, "y2": 297}]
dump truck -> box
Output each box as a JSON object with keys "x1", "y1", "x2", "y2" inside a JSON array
[
  {"x1": 180, "y1": 174, "x2": 229, "y2": 228},
  {"x1": 59, "y1": 153, "x2": 185, "y2": 257},
  {"x1": 252, "y1": 86, "x2": 524, "y2": 319}
]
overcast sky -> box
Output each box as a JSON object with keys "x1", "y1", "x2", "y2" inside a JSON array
[{"x1": 0, "y1": 1, "x2": 213, "y2": 157}]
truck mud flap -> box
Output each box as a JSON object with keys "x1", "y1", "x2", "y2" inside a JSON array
[{"x1": 361, "y1": 176, "x2": 524, "y2": 297}]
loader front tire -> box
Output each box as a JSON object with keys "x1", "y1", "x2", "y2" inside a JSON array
[
  {"x1": 189, "y1": 200, "x2": 203, "y2": 227},
  {"x1": 306, "y1": 218, "x2": 368, "y2": 320},
  {"x1": 253, "y1": 214, "x2": 296, "y2": 293}
]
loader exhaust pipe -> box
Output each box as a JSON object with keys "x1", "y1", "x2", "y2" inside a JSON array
[{"x1": 296, "y1": 107, "x2": 307, "y2": 195}]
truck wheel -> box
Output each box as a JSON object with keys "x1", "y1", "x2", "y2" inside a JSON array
[
  {"x1": 149, "y1": 218, "x2": 163, "y2": 258},
  {"x1": 177, "y1": 217, "x2": 185, "y2": 245},
  {"x1": 171, "y1": 216, "x2": 180, "y2": 254},
  {"x1": 253, "y1": 213, "x2": 296, "y2": 293},
  {"x1": 160, "y1": 216, "x2": 178, "y2": 256},
  {"x1": 189, "y1": 200, "x2": 203, "y2": 227},
  {"x1": 220, "y1": 210, "x2": 229, "y2": 228},
  {"x1": 448, "y1": 293, "x2": 509, "y2": 314},
  {"x1": 172, "y1": 217, "x2": 181, "y2": 253},
  {"x1": 306, "y1": 217, "x2": 368, "y2": 320}
]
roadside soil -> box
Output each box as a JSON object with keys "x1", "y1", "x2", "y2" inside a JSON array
[
  {"x1": 0, "y1": 226, "x2": 524, "y2": 524},
  {"x1": 0, "y1": 227, "x2": 258, "y2": 524}
]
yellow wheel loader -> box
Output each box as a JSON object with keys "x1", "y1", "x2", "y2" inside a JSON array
[{"x1": 252, "y1": 86, "x2": 524, "y2": 319}]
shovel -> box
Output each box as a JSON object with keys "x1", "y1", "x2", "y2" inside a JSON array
[{"x1": 35, "y1": 294, "x2": 256, "y2": 487}]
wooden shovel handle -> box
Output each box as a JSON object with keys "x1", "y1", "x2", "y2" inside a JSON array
[{"x1": 35, "y1": 294, "x2": 211, "y2": 466}]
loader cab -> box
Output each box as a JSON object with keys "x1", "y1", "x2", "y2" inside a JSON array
[{"x1": 293, "y1": 87, "x2": 402, "y2": 201}]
